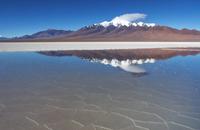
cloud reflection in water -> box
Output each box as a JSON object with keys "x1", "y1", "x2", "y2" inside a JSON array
[{"x1": 88, "y1": 58, "x2": 155, "y2": 75}]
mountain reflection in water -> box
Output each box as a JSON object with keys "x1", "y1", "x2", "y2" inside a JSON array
[{"x1": 40, "y1": 48, "x2": 200, "y2": 76}]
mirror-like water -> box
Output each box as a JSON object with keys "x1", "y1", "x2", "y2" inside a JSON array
[{"x1": 0, "y1": 49, "x2": 200, "y2": 130}]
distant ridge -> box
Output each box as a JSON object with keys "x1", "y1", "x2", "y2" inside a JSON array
[
  {"x1": 0, "y1": 37, "x2": 9, "y2": 40},
  {"x1": 16, "y1": 29, "x2": 73, "y2": 40}
]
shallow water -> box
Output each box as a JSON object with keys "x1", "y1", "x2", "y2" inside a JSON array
[{"x1": 0, "y1": 50, "x2": 200, "y2": 130}]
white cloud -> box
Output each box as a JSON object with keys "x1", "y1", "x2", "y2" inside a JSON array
[
  {"x1": 112, "y1": 13, "x2": 146, "y2": 23},
  {"x1": 99, "y1": 13, "x2": 148, "y2": 27},
  {"x1": 0, "y1": 35, "x2": 2, "y2": 37},
  {"x1": 97, "y1": 13, "x2": 156, "y2": 27}
]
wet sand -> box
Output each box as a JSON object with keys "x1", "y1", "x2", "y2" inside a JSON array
[{"x1": 0, "y1": 42, "x2": 200, "y2": 52}]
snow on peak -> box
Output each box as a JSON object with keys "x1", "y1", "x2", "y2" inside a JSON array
[{"x1": 97, "y1": 13, "x2": 156, "y2": 27}]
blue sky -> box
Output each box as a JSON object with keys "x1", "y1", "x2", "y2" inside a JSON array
[{"x1": 0, "y1": 0, "x2": 200, "y2": 37}]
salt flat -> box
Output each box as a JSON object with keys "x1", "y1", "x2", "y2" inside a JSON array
[{"x1": 0, "y1": 42, "x2": 200, "y2": 52}]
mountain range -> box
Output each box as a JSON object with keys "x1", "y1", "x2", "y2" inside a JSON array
[{"x1": 2, "y1": 21, "x2": 200, "y2": 42}]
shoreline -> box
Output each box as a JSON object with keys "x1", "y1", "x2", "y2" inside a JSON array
[{"x1": 0, "y1": 42, "x2": 200, "y2": 52}]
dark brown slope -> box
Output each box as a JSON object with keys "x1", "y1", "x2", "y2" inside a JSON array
[{"x1": 2, "y1": 25, "x2": 200, "y2": 42}]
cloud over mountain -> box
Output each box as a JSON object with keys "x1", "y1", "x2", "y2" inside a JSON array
[
  {"x1": 99, "y1": 13, "x2": 148, "y2": 27},
  {"x1": 113, "y1": 13, "x2": 146, "y2": 22}
]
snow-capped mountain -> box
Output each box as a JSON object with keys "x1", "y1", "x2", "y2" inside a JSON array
[{"x1": 2, "y1": 13, "x2": 200, "y2": 42}]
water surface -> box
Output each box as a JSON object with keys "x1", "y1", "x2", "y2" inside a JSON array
[{"x1": 0, "y1": 49, "x2": 200, "y2": 130}]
